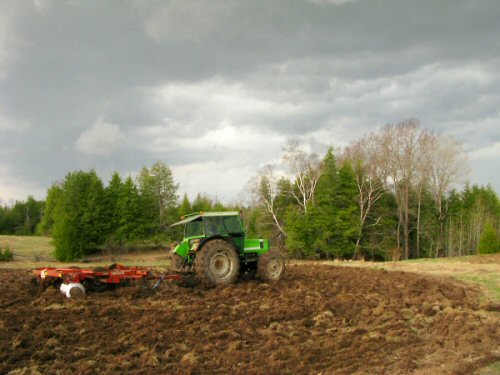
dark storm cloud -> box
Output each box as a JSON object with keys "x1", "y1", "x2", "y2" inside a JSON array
[{"x1": 1, "y1": 0, "x2": 499, "y2": 201}]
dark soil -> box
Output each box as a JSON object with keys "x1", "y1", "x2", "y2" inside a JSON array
[{"x1": 0, "y1": 265, "x2": 498, "y2": 374}]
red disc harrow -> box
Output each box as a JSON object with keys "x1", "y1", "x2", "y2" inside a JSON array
[{"x1": 32, "y1": 264, "x2": 182, "y2": 294}]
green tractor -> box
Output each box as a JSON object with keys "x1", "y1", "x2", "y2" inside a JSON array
[{"x1": 170, "y1": 211, "x2": 285, "y2": 286}]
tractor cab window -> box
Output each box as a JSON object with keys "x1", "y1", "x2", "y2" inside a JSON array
[
  {"x1": 222, "y1": 216, "x2": 244, "y2": 235},
  {"x1": 204, "y1": 217, "x2": 227, "y2": 236},
  {"x1": 185, "y1": 219, "x2": 204, "y2": 237}
]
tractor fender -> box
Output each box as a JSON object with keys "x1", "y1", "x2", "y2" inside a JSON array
[{"x1": 197, "y1": 236, "x2": 235, "y2": 252}]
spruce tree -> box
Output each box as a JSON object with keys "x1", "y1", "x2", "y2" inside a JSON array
[
  {"x1": 308, "y1": 149, "x2": 359, "y2": 259},
  {"x1": 478, "y1": 223, "x2": 499, "y2": 254},
  {"x1": 116, "y1": 176, "x2": 142, "y2": 241},
  {"x1": 310, "y1": 148, "x2": 339, "y2": 258},
  {"x1": 192, "y1": 193, "x2": 213, "y2": 212},
  {"x1": 103, "y1": 172, "x2": 123, "y2": 242},
  {"x1": 37, "y1": 185, "x2": 62, "y2": 236},
  {"x1": 285, "y1": 205, "x2": 316, "y2": 258},
  {"x1": 52, "y1": 171, "x2": 105, "y2": 261},
  {"x1": 137, "y1": 161, "x2": 179, "y2": 235},
  {"x1": 179, "y1": 194, "x2": 192, "y2": 217}
]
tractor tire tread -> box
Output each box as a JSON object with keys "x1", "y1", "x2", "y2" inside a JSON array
[
  {"x1": 195, "y1": 239, "x2": 240, "y2": 287},
  {"x1": 257, "y1": 249, "x2": 286, "y2": 282}
]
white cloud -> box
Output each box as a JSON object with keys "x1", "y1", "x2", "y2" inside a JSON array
[
  {"x1": 172, "y1": 160, "x2": 255, "y2": 202},
  {"x1": 75, "y1": 118, "x2": 127, "y2": 156},
  {"x1": 128, "y1": 77, "x2": 300, "y2": 167},
  {"x1": 469, "y1": 142, "x2": 500, "y2": 160},
  {"x1": 437, "y1": 116, "x2": 500, "y2": 151},
  {"x1": 0, "y1": 106, "x2": 30, "y2": 132},
  {"x1": 32, "y1": 0, "x2": 52, "y2": 14},
  {"x1": 154, "y1": 77, "x2": 303, "y2": 121}
]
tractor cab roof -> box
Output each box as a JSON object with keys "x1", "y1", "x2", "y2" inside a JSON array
[{"x1": 170, "y1": 211, "x2": 240, "y2": 227}]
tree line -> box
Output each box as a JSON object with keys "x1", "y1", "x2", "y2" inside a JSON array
[
  {"x1": 247, "y1": 120, "x2": 500, "y2": 260},
  {"x1": 34, "y1": 161, "x2": 232, "y2": 261},
  {"x1": 36, "y1": 161, "x2": 181, "y2": 260},
  {"x1": 0, "y1": 161, "x2": 236, "y2": 261},
  {"x1": 0, "y1": 196, "x2": 44, "y2": 235},
  {"x1": 1, "y1": 119, "x2": 499, "y2": 261}
]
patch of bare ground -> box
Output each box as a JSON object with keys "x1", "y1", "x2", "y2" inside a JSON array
[{"x1": 0, "y1": 265, "x2": 498, "y2": 374}]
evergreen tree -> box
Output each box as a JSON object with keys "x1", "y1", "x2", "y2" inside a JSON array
[
  {"x1": 413, "y1": 188, "x2": 438, "y2": 258},
  {"x1": 455, "y1": 184, "x2": 500, "y2": 254},
  {"x1": 137, "y1": 161, "x2": 179, "y2": 235},
  {"x1": 477, "y1": 223, "x2": 499, "y2": 254},
  {"x1": 5, "y1": 201, "x2": 27, "y2": 234},
  {"x1": 309, "y1": 148, "x2": 340, "y2": 258},
  {"x1": 37, "y1": 185, "x2": 62, "y2": 236},
  {"x1": 333, "y1": 162, "x2": 360, "y2": 256},
  {"x1": 361, "y1": 191, "x2": 399, "y2": 260},
  {"x1": 179, "y1": 193, "x2": 192, "y2": 217},
  {"x1": 0, "y1": 206, "x2": 5, "y2": 234},
  {"x1": 285, "y1": 205, "x2": 316, "y2": 258},
  {"x1": 0, "y1": 204, "x2": 16, "y2": 234},
  {"x1": 192, "y1": 193, "x2": 213, "y2": 212},
  {"x1": 103, "y1": 172, "x2": 123, "y2": 241},
  {"x1": 116, "y1": 176, "x2": 142, "y2": 241},
  {"x1": 20, "y1": 196, "x2": 43, "y2": 234},
  {"x1": 0, "y1": 197, "x2": 44, "y2": 235},
  {"x1": 52, "y1": 170, "x2": 105, "y2": 261},
  {"x1": 312, "y1": 154, "x2": 359, "y2": 259},
  {"x1": 243, "y1": 207, "x2": 260, "y2": 238},
  {"x1": 285, "y1": 148, "x2": 359, "y2": 259}
]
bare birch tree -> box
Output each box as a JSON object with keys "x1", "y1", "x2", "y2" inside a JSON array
[
  {"x1": 282, "y1": 139, "x2": 321, "y2": 213},
  {"x1": 250, "y1": 165, "x2": 287, "y2": 239},
  {"x1": 414, "y1": 133, "x2": 434, "y2": 258},
  {"x1": 342, "y1": 133, "x2": 386, "y2": 258},
  {"x1": 426, "y1": 134, "x2": 469, "y2": 256},
  {"x1": 380, "y1": 119, "x2": 430, "y2": 259}
]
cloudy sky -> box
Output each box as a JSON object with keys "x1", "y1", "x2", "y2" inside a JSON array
[{"x1": 1, "y1": 0, "x2": 499, "y2": 203}]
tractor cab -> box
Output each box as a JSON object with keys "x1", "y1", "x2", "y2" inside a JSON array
[
  {"x1": 172, "y1": 212, "x2": 247, "y2": 256},
  {"x1": 183, "y1": 212, "x2": 244, "y2": 238}
]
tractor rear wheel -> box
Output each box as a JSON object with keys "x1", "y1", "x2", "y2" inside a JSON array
[
  {"x1": 195, "y1": 239, "x2": 240, "y2": 287},
  {"x1": 257, "y1": 249, "x2": 285, "y2": 282}
]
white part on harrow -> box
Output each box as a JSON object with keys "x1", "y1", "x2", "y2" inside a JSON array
[{"x1": 60, "y1": 283, "x2": 85, "y2": 298}]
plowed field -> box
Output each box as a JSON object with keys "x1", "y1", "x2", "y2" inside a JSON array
[{"x1": 0, "y1": 265, "x2": 499, "y2": 374}]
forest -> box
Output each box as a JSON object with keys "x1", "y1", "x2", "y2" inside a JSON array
[{"x1": 1, "y1": 120, "x2": 499, "y2": 261}]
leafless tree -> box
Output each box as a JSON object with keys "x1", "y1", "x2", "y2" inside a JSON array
[
  {"x1": 379, "y1": 119, "x2": 430, "y2": 259},
  {"x1": 342, "y1": 133, "x2": 386, "y2": 258},
  {"x1": 282, "y1": 139, "x2": 321, "y2": 213},
  {"x1": 250, "y1": 165, "x2": 287, "y2": 238},
  {"x1": 414, "y1": 133, "x2": 434, "y2": 258},
  {"x1": 426, "y1": 133, "x2": 469, "y2": 255}
]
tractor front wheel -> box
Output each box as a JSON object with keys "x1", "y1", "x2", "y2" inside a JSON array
[
  {"x1": 257, "y1": 249, "x2": 285, "y2": 282},
  {"x1": 195, "y1": 239, "x2": 240, "y2": 287},
  {"x1": 169, "y1": 251, "x2": 185, "y2": 272}
]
